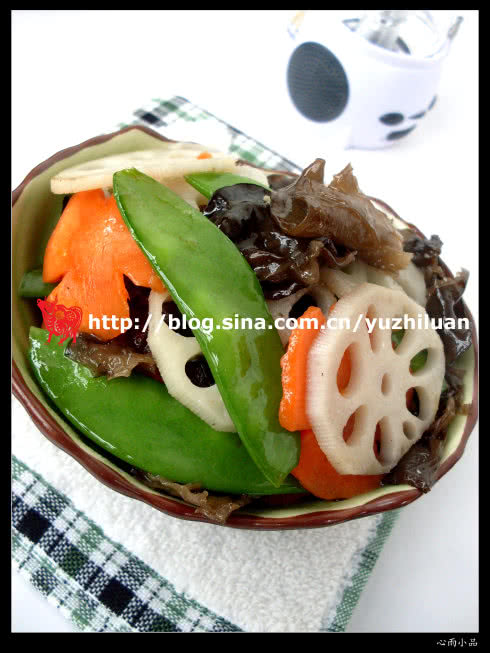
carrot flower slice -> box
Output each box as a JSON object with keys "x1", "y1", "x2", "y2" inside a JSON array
[
  {"x1": 279, "y1": 306, "x2": 326, "y2": 432},
  {"x1": 43, "y1": 189, "x2": 164, "y2": 340},
  {"x1": 292, "y1": 429, "x2": 383, "y2": 500}
]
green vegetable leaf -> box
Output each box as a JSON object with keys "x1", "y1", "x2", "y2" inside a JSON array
[
  {"x1": 185, "y1": 171, "x2": 269, "y2": 199},
  {"x1": 28, "y1": 327, "x2": 303, "y2": 495},
  {"x1": 19, "y1": 268, "x2": 56, "y2": 298},
  {"x1": 114, "y1": 169, "x2": 299, "y2": 487}
]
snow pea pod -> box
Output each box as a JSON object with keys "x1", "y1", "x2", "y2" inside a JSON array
[
  {"x1": 113, "y1": 169, "x2": 300, "y2": 487},
  {"x1": 28, "y1": 327, "x2": 303, "y2": 495},
  {"x1": 184, "y1": 171, "x2": 269, "y2": 199},
  {"x1": 19, "y1": 268, "x2": 56, "y2": 298}
]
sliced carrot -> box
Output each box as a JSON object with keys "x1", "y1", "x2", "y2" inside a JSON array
[
  {"x1": 279, "y1": 302, "x2": 351, "y2": 432},
  {"x1": 292, "y1": 429, "x2": 383, "y2": 500},
  {"x1": 43, "y1": 190, "x2": 165, "y2": 341},
  {"x1": 197, "y1": 152, "x2": 212, "y2": 160},
  {"x1": 279, "y1": 306, "x2": 326, "y2": 432},
  {"x1": 281, "y1": 301, "x2": 383, "y2": 499}
]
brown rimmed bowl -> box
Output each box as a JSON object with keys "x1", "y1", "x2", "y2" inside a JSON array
[{"x1": 12, "y1": 126, "x2": 479, "y2": 529}]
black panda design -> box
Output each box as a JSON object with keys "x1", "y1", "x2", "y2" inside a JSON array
[{"x1": 379, "y1": 96, "x2": 437, "y2": 140}]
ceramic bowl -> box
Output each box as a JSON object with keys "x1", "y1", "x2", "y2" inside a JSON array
[{"x1": 12, "y1": 126, "x2": 478, "y2": 529}]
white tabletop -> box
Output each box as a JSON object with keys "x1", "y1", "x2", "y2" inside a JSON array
[{"x1": 12, "y1": 10, "x2": 478, "y2": 633}]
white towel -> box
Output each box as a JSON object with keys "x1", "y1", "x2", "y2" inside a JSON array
[{"x1": 13, "y1": 396, "x2": 392, "y2": 632}]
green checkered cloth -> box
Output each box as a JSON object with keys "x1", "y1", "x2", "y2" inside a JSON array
[
  {"x1": 12, "y1": 457, "x2": 239, "y2": 632},
  {"x1": 12, "y1": 456, "x2": 397, "y2": 633},
  {"x1": 117, "y1": 95, "x2": 301, "y2": 173},
  {"x1": 12, "y1": 96, "x2": 398, "y2": 633}
]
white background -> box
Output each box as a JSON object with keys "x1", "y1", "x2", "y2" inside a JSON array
[{"x1": 12, "y1": 10, "x2": 478, "y2": 633}]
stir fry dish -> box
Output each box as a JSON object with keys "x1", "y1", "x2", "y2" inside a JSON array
[{"x1": 19, "y1": 142, "x2": 474, "y2": 523}]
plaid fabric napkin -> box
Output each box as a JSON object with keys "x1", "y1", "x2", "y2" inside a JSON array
[{"x1": 12, "y1": 97, "x2": 398, "y2": 633}]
